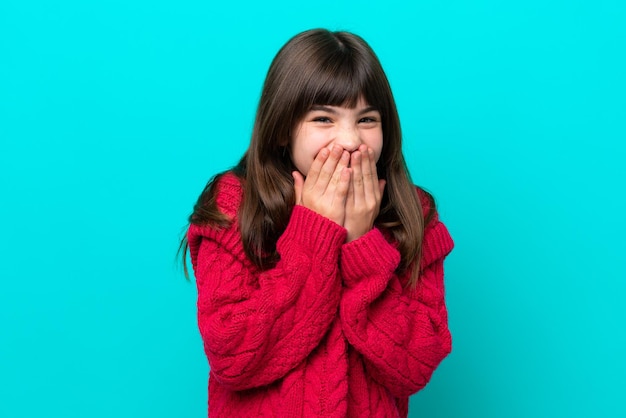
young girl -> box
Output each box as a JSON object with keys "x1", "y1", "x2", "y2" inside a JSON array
[{"x1": 181, "y1": 28, "x2": 454, "y2": 417}]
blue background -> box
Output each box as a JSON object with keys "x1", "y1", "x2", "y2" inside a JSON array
[{"x1": 1, "y1": 1, "x2": 624, "y2": 417}]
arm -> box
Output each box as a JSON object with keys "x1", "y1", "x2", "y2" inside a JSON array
[
  {"x1": 189, "y1": 202, "x2": 346, "y2": 392},
  {"x1": 339, "y1": 220, "x2": 454, "y2": 398}
]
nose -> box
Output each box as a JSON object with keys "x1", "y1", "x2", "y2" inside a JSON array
[{"x1": 334, "y1": 126, "x2": 361, "y2": 152}]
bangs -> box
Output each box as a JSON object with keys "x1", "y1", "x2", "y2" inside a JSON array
[{"x1": 298, "y1": 54, "x2": 380, "y2": 111}]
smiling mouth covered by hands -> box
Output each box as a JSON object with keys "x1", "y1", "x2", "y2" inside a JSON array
[{"x1": 292, "y1": 144, "x2": 385, "y2": 242}]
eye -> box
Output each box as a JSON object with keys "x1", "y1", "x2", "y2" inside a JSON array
[
  {"x1": 359, "y1": 116, "x2": 378, "y2": 123},
  {"x1": 312, "y1": 117, "x2": 332, "y2": 123}
]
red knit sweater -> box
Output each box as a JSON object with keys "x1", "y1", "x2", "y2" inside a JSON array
[{"x1": 188, "y1": 173, "x2": 454, "y2": 417}]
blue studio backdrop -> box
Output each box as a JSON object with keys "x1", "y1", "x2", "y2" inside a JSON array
[{"x1": 1, "y1": 1, "x2": 624, "y2": 417}]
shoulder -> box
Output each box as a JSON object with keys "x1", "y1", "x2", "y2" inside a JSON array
[
  {"x1": 186, "y1": 171, "x2": 243, "y2": 239},
  {"x1": 213, "y1": 171, "x2": 244, "y2": 218},
  {"x1": 187, "y1": 172, "x2": 245, "y2": 265},
  {"x1": 414, "y1": 186, "x2": 454, "y2": 267}
]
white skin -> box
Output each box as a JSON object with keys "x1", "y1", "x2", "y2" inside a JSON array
[{"x1": 291, "y1": 97, "x2": 386, "y2": 242}]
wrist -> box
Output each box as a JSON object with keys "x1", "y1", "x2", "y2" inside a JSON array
[
  {"x1": 346, "y1": 227, "x2": 368, "y2": 243},
  {"x1": 341, "y1": 228, "x2": 401, "y2": 285}
]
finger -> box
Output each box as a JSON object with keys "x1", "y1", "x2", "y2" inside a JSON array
[
  {"x1": 334, "y1": 166, "x2": 351, "y2": 208},
  {"x1": 317, "y1": 145, "x2": 344, "y2": 189},
  {"x1": 365, "y1": 147, "x2": 380, "y2": 198},
  {"x1": 350, "y1": 150, "x2": 365, "y2": 206},
  {"x1": 359, "y1": 146, "x2": 375, "y2": 198},
  {"x1": 368, "y1": 147, "x2": 378, "y2": 175},
  {"x1": 346, "y1": 166, "x2": 355, "y2": 206},
  {"x1": 360, "y1": 146, "x2": 372, "y2": 178},
  {"x1": 335, "y1": 149, "x2": 350, "y2": 179},
  {"x1": 292, "y1": 171, "x2": 304, "y2": 205},
  {"x1": 305, "y1": 147, "x2": 330, "y2": 190},
  {"x1": 325, "y1": 148, "x2": 350, "y2": 194}
]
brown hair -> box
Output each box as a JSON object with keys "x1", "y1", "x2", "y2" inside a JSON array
[{"x1": 179, "y1": 28, "x2": 435, "y2": 286}]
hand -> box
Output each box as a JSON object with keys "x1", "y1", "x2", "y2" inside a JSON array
[
  {"x1": 344, "y1": 145, "x2": 386, "y2": 242},
  {"x1": 292, "y1": 145, "x2": 351, "y2": 226}
]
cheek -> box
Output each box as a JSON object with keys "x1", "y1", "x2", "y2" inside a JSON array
[
  {"x1": 290, "y1": 151, "x2": 308, "y2": 175},
  {"x1": 370, "y1": 149, "x2": 383, "y2": 169},
  {"x1": 291, "y1": 131, "x2": 332, "y2": 175},
  {"x1": 290, "y1": 143, "x2": 318, "y2": 176}
]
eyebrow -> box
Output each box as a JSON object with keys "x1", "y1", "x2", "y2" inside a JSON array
[{"x1": 310, "y1": 105, "x2": 380, "y2": 115}]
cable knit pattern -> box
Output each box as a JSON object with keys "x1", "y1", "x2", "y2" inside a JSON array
[{"x1": 188, "y1": 173, "x2": 454, "y2": 417}]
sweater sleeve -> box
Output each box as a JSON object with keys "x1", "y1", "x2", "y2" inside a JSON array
[
  {"x1": 188, "y1": 178, "x2": 346, "y2": 391},
  {"x1": 339, "y1": 214, "x2": 454, "y2": 398}
]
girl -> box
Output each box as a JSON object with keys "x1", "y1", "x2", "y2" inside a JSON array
[{"x1": 181, "y1": 28, "x2": 454, "y2": 417}]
